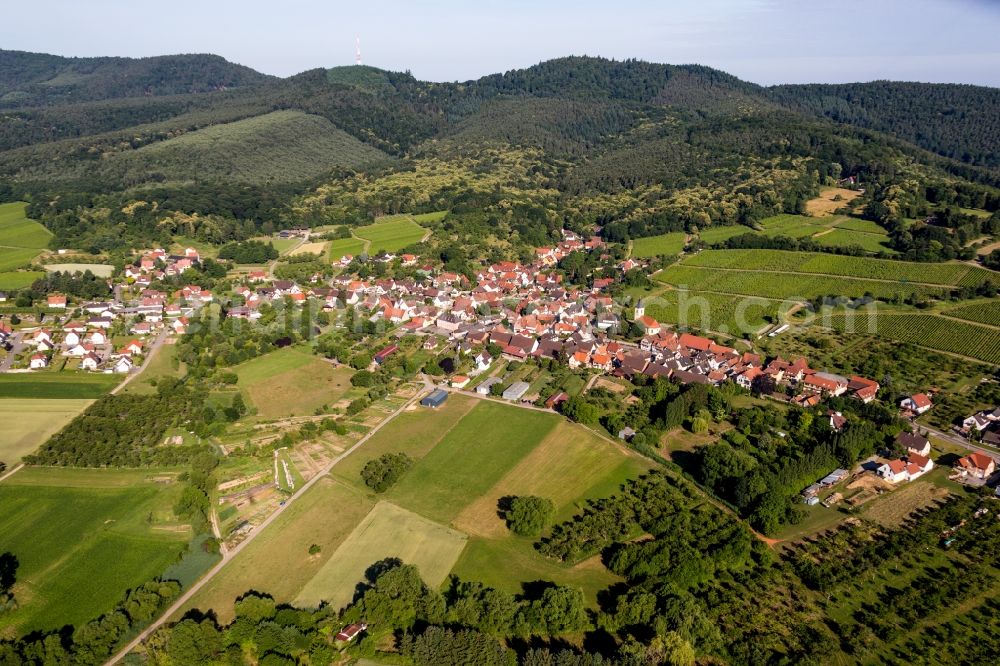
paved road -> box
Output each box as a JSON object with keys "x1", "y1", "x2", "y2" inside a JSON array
[
  {"x1": 105, "y1": 385, "x2": 429, "y2": 665},
  {"x1": 922, "y1": 423, "x2": 1000, "y2": 463},
  {"x1": 110, "y1": 329, "x2": 170, "y2": 395},
  {"x1": 0, "y1": 330, "x2": 26, "y2": 372}
]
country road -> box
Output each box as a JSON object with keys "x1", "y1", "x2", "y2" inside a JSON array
[
  {"x1": 921, "y1": 423, "x2": 1000, "y2": 463},
  {"x1": 110, "y1": 329, "x2": 170, "y2": 395},
  {"x1": 105, "y1": 383, "x2": 430, "y2": 665}
]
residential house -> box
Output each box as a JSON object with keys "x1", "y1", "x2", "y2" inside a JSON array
[
  {"x1": 900, "y1": 393, "x2": 933, "y2": 415},
  {"x1": 954, "y1": 453, "x2": 996, "y2": 480},
  {"x1": 897, "y1": 432, "x2": 931, "y2": 457}
]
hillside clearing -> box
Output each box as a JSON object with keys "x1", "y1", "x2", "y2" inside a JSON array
[{"x1": 354, "y1": 216, "x2": 427, "y2": 254}]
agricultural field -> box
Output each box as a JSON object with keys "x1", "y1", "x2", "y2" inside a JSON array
[
  {"x1": 0, "y1": 270, "x2": 44, "y2": 290},
  {"x1": 656, "y1": 264, "x2": 946, "y2": 301},
  {"x1": 630, "y1": 231, "x2": 686, "y2": 258},
  {"x1": 327, "y1": 237, "x2": 366, "y2": 259},
  {"x1": 294, "y1": 501, "x2": 468, "y2": 611},
  {"x1": 42, "y1": 263, "x2": 115, "y2": 277},
  {"x1": 454, "y1": 420, "x2": 651, "y2": 534},
  {"x1": 0, "y1": 398, "x2": 95, "y2": 463},
  {"x1": 192, "y1": 396, "x2": 648, "y2": 618},
  {"x1": 0, "y1": 202, "x2": 51, "y2": 249},
  {"x1": 289, "y1": 241, "x2": 329, "y2": 257},
  {"x1": 0, "y1": 373, "x2": 119, "y2": 399},
  {"x1": 354, "y1": 216, "x2": 427, "y2": 253},
  {"x1": 0, "y1": 468, "x2": 191, "y2": 637},
  {"x1": 385, "y1": 401, "x2": 558, "y2": 524},
  {"x1": 233, "y1": 346, "x2": 355, "y2": 420},
  {"x1": 758, "y1": 214, "x2": 829, "y2": 239},
  {"x1": 331, "y1": 392, "x2": 478, "y2": 491},
  {"x1": 180, "y1": 477, "x2": 374, "y2": 624},
  {"x1": 822, "y1": 311, "x2": 1000, "y2": 365},
  {"x1": 943, "y1": 300, "x2": 1000, "y2": 327},
  {"x1": 0, "y1": 247, "x2": 43, "y2": 272}
]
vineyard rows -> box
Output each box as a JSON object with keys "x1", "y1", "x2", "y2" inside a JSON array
[
  {"x1": 683, "y1": 250, "x2": 984, "y2": 286},
  {"x1": 943, "y1": 301, "x2": 1000, "y2": 328},
  {"x1": 823, "y1": 312, "x2": 1000, "y2": 365},
  {"x1": 657, "y1": 265, "x2": 947, "y2": 300},
  {"x1": 645, "y1": 290, "x2": 784, "y2": 335}
]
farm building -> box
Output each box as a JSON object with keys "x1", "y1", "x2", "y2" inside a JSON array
[
  {"x1": 502, "y1": 381, "x2": 530, "y2": 401},
  {"x1": 477, "y1": 377, "x2": 503, "y2": 395},
  {"x1": 420, "y1": 389, "x2": 449, "y2": 408},
  {"x1": 819, "y1": 469, "x2": 849, "y2": 486},
  {"x1": 374, "y1": 344, "x2": 398, "y2": 364},
  {"x1": 335, "y1": 623, "x2": 368, "y2": 642}
]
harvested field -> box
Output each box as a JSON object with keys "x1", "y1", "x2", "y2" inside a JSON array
[{"x1": 806, "y1": 187, "x2": 862, "y2": 216}]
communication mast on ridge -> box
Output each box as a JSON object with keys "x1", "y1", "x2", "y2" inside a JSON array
[{"x1": 355, "y1": 37, "x2": 362, "y2": 66}]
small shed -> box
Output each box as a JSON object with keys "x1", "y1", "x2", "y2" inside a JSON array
[
  {"x1": 477, "y1": 377, "x2": 503, "y2": 395},
  {"x1": 502, "y1": 381, "x2": 530, "y2": 401},
  {"x1": 421, "y1": 389, "x2": 448, "y2": 408},
  {"x1": 820, "y1": 469, "x2": 849, "y2": 486}
]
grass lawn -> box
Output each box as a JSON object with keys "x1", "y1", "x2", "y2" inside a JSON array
[
  {"x1": 327, "y1": 237, "x2": 366, "y2": 259},
  {"x1": 332, "y1": 393, "x2": 477, "y2": 492},
  {"x1": 0, "y1": 373, "x2": 119, "y2": 399},
  {"x1": 411, "y1": 211, "x2": 449, "y2": 224},
  {"x1": 0, "y1": 398, "x2": 95, "y2": 463},
  {"x1": 0, "y1": 468, "x2": 190, "y2": 637},
  {"x1": 294, "y1": 501, "x2": 468, "y2": 611},
  {"x1": 180, "y1": 477, "x2": 374, "y2": 624},
  {"x1": 123, "y1": 342, "x2": 182, "y2": 395},
  {"x1": 354, "y1": 217, "x2": 427, "y2": 253},
  {"x1": 260, "y1": 237, "x2": 301, "y2": 255},
  {"x1": 385, "y1": 401, "x2": 558, "y2": 524},
  {"x1": 235, "y1": 347, "x2": 354, "y2": 419},
  {"x1": 631, "y1": 232, "x2": 686, "y2": 258},
  {"x1": 450, "y1": 537, "x2": 620, "y2": 607}
]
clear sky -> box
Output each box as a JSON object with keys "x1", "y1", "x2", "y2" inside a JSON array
[{"x1": 3, "y1": 0, "x2": 1000, "y2": 86}]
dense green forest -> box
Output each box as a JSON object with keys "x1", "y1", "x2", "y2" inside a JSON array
[{"x1": 771, "y1": 81, "x2": 1000, "y2": 168}]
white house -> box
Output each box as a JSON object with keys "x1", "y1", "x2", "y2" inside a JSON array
[
  {"x1": 29, "y1": 353, "x2": 48, "y2": 369},
  {"x1": 81, "y1": 352, "x2": 101, "y2": 371},
  {"x1": 113, "y1": 356, "x2": 134, "y2": 374}
]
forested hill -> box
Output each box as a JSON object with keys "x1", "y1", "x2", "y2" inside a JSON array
[
  {"x1": 0, "y1": 50, "x2": 272, "y2": 107},
  {"x1": 771, "y1": 81, "x2": 1000, "y2": 169}
]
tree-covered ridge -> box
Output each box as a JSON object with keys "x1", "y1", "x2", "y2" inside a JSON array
[
  {"x1": 772, "y1": 81, "x2": 1000, "y2": 169},
  {"x1": 0, "y1": 50, "x2": 272, "y2": 108}
]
